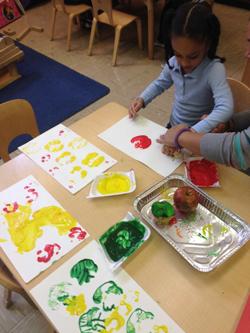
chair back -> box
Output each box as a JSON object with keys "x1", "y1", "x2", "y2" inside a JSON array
[
  {"x1": 91, "y1": 0, "x2": 113, "y2": 25},
  {"x1": 0, "y1": 99, "x2": 39, "y2": 162},
  {"x1": 227, "y1": 78, "x2": 250, "y2": 113}
]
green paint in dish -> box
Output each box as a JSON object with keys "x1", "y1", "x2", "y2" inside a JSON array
[{"x1": 99, "y1": 219, "x2": 146, "y2": 262}]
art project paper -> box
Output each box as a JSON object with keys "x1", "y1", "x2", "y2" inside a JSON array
[
  {"x1": 31, "y1": 240, "x2": 185, "y2": 333},
  {"x1": 0, "y1": 176, "x2": 89, "y2": 282},
  {"x1": 19, "y1": 124, "x2": 117, "y2": 194},
  {"x1": 99, "y1": 116, "x2": 182, "y2": 177}
]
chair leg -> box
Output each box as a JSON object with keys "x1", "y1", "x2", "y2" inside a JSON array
[
  {"x1": 50, "y1": 8, "x2": 57, "y2": 41},
  {"x1": 4, "y1": 288, "x2": 12, "y2": 309},
  {"x1": 88, "y1": 18, "x2": 97, "y2": 56},
  {"x1": 112, "y1": 25, "x2": 122, "y2": 66},
  {"x1": 136, "y1": 18, "x2": 143, "y2": 50},
  {"x1": 67, "y1": 15, "x2": 74, "y2": 51}
]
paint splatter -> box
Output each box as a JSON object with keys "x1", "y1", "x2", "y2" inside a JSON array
[
  {"x1": 3, "y1": 205, "x2": 77, "y2": 253},
  {"x1": 68, "y1": 227, "x2": 87, "y2": 241},
  {"x1": 70, "y1": 259, "x2": 98, "y2": 285},
  {"x1": 41, "y1": 154, "x2": 51, "y2": 163},
  {"x1": 130, "y1": 135, "x2": 152, "y2": 149},
  {"x1": 37, "y1": 243, "x2": 61, "y2": 263}
]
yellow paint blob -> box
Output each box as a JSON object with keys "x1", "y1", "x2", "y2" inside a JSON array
[
  {"x1": 101, "y1": 308, "x2": 125, "y2": 333},
  {"x1": 4, "y1": 204, "x2": 77, "y2": 253},
  {"x1": 134, "y1": 290, "x2": 140, "y2": 302},
  {"x1": 82, "y1": 153, "x2": 105, "y2": 167},
  {"x1": 0, "y1": 238, "x2": 7, "y2": 243},
  {"x1": 44, "y1": 139, "x2": 64, "y2": 152},
  {"x1": 153, "y1": 325, "x2": 169, "y2": 333},
  {"x1": 97, "y1": 174, "x2": 131, "y2": 195},
  {"x1": 64, "y1": 294, "x2": 87, "y2": 316}
]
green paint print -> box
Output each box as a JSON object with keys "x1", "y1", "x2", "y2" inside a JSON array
[
  {"x1": 207, "y1": 249, "x2": 220, "y2": 257},
  {"x1": 151, "y1": 201, "x2": 174, "y2": 218},
  {"x1": 126, "y1": 308, "x2": 154, "y2": 333},
  {"x1": 48, "y1": 282, "x2": 72, "y2": 310},
  {"x1": 99, "y1": 219, "x2": 146, "y2": 262},
  {"x1": 93, "y1": 281, "x2": 123, "y2": 312},
  {"x1": 70, "y1": 259, "x2": 98, "y2": 285},
  {"x1": 79, "y1": 307, "x2": 105, "y2": 332}
]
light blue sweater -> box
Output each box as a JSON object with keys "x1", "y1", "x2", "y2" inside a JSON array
[{"x1": 140, "y1": 56, "x2": 234, "y2": 133}]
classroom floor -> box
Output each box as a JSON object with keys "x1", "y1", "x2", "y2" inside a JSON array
[{"x1": 0, "y1": 1, "x2": 249, "y2": 332}]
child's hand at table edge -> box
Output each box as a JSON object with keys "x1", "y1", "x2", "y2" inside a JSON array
[{"x1": 129, "y1": 97, "x2": 144, "y2": 119}]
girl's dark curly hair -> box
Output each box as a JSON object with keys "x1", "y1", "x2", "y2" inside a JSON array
[{"x1": 162, "y1": 1, "x2": 224, "y2": 67}]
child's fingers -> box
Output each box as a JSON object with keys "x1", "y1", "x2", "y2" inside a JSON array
[{"x1": 156, "y1": 134, "x2": 166, "y2": 144}]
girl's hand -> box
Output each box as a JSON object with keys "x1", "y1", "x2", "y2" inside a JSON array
[
  {"x1": 157, "y1": 124, "x2": 187, "y2": 147},
  {"x1": 129, "y1": 97, "x2": 144, "y2": 118}
]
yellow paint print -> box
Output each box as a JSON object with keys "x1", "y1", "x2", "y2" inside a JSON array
[
  {"x1": 101, "y1": 308, "x2": 125, "y2": 333},
  {"x1": 4, "y1": 204, "x2": 77, "y2": 253},
  {"x1": 56, "y1": 151, "x2": 76, "y2": 165},
  {"x1": 120, "y1": 295, "x2": 132, "y2": 315},
  {"x1": 82, "y1": 152, "x2": 105, "y2": 168},
  {"x1": 44, "y1": 139, "x2": 64, "y2": 152},
  {"x1": 153, "y1": 325, "x2": 169, "y2": 333},
  {"x1": 68, "y1": 137, "x2": 87, "y2": 150},
  {"x1": 64, "y1": 294, "x2": 87, "y2": 316},
  {"x1": 134, "y1": 291, "x2": 140, "y2": 302},
  {"x1": 70, "y1": 166, "x2": 87, "y2": 179},
  {"x1": 97, "y1": 174, "x2": 131, "y2": 195}
]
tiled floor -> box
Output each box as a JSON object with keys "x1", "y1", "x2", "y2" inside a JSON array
[{"x1": 0, "y1": 1, "x2": 249, "y2": 332}]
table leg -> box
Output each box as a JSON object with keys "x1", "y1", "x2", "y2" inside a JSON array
[{"x1": 145, "y1": 0, "x2": 154, "y2": 59}]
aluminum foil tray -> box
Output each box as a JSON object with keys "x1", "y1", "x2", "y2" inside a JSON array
[{"x1": 134, "y1": 174, "x2": 250, "y2": 272}]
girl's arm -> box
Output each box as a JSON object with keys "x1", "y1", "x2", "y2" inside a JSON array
[
  {"x1": 139, "y1": 64, "x2": 174, "y2": 106},
  {"x1": 192, "y1": 62, "x2": 234, "y2": 133}
]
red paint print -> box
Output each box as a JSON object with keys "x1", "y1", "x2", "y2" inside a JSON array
[
  {"x1": 187, "y1": 159, "x2": 219, "y2": 187},
  {"x1": 36, "y1": 243, "x2": 61, "y2": 263},
  {"x1": 24, "y1": 184, "x2": 39, "y2": 203},
  {"x1": 3, "y1": 202, "x2": 19, "y2": 213},
  {"x1": 68, "y1": 227, "x2": 87, "y2": 240},
  {"x1": 41, "y1": 154, "x2": 51, "y2": 163},
  {"x1": 130, "y1": 135, "x2": 152, "y2": 149}
]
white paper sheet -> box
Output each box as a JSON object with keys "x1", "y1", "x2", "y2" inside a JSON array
[
  {"x1": 0, "y1": 176, "x2": 89, "y2": 282},
  {"x1": 98, "y1": 116, "x2": 182, "y2": 176},
  {"x1": 19, "y1": 124, "x2": 117, "y2": 194},
  {"x1": 31, "y1": 240, "x2": 185, "y2": 333}
]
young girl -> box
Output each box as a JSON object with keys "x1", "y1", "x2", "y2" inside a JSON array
[{"x1": 129, "y1": 2, "x2": 233, "y2": 134}]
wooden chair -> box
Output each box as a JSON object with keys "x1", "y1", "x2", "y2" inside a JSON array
[
  {"x1": 227, "y1": 77, "x2": 250, "y2": 113},
  {"x1": 0, "y1": 99, "x2": 39, "y2": 162},
  {"x1": 241, "y1": 58, "x2": 250, "y2": 88},
  {"x1": 88, "y1": 0, "x2": 143, "y2": 66},
  {"x1": 50, "y1": 0, "x2": 92, "y2": 51},
  {"x1": 0, "y1": 262, "x2": 33, "y2": 309}
]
